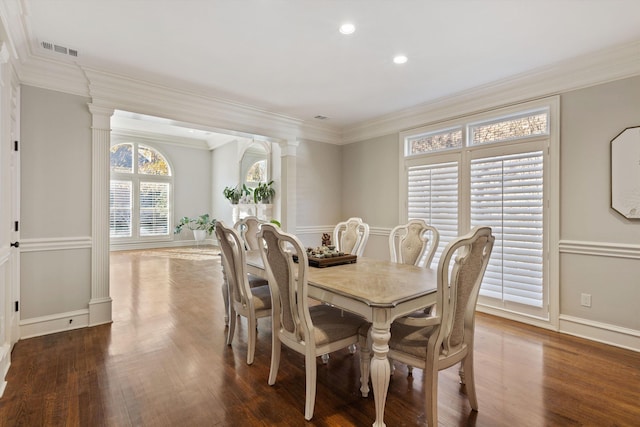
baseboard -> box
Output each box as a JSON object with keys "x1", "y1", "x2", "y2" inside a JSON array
[
  {"x1": 110, "y1": 239, "x2": 215, "y2": 251},
  {"x1": 559, "y1": 315, "x2": 640, "y2": 352},
  {"x1": 0, "y1": 343, "x2": 10, "y2": 397},
  {"x1": 89, "y1": 297, "x2": 113, "y2": 326},
  {"x1": 20, "y1": 309, "x2": 89, "y2": 339}
]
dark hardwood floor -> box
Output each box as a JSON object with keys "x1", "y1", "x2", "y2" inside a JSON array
[{"x1": 1, "y1": 246, "x2": 639, "y2": 426}]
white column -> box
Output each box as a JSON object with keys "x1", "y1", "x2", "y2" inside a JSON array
[
  {"x1": 88, "y1": 104, "x2": 114, "y2": 326},
  {"x1": 278, "y1": 139, "x2": 299, "y2": 234}
]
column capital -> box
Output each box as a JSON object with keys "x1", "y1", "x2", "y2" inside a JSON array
[
  {"x1": 278, "y1": 139, "x2": 299, "y2": 157},
  {"x1": 87, "y1": 103, "x2": 114, "y2": 129}
]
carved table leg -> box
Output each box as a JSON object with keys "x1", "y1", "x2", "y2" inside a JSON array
[{"x1": 369, "y1": 310, "x2": 391, "y2": 427}]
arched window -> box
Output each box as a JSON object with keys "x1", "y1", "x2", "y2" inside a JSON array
[{"x1": 110, "y1": 143, "x2": 172, "y2": 240}]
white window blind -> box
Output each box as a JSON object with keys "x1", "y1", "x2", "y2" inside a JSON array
[
  {"x1": 139, "y1": 182, "x2": 170, "y2": 236},
  {"x1": 110, "y1": 180, "x2": 132, "y2": 237},
  {"x1": 407, "y1": 162, "x2": 459, "y2": 266},
  {"x1": 471, "y1": 151, "x2": 544, "y2": 307}
]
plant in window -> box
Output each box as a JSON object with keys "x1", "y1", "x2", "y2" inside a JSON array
[
  {"x1": 174, "y1": 214, "x2": 217, "y2": 236},
  {"x1": 253, "y1": 180, "x2": 275, "y2": 204}
]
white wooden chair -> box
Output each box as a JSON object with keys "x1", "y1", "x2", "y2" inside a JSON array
[
  {"x1": 389, "y1": 219, "x2": 439, "y2": 268},
  {"x1": 258, "y1": 223, "x2": 368, "y2": 421},
  {"x1": 359, "y1": 226, "x2": 494, "y2": 426},
  {"x1": 234, "y1": 215, "x2": 267, "y2": 250},
  {"x1": 215, "y1": 221, "x2": 271, "y2": 365},
  {"x1": 333, "y1": 217, "x2": 369, "y2": 257}
]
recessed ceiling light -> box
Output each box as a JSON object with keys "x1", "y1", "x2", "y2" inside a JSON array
[
  {"x1": 393, "y1": 55, "x2": 408, "y2": 64},
  {"x1": 339, "y1": 23, "x2": 355, "y2": 35}
]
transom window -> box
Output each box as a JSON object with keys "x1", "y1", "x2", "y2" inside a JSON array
[
  {"x1": 110, "y1": 143, "x2": 172, "y2": 240},
  {"x1": 401, "y1": 99, "x2": 556, "y2": 320}
]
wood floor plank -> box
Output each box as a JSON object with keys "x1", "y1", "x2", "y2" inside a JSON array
[{"x1": 0, "y1": 246, "x2": 638, "y2": 426}]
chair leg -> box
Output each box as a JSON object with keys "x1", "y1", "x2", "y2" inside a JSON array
[
  {"x1": 425, "y1": 347, "x2": 439, "y2": 427},
  {"x1": 358, "y1": 333, "x2": 371, "y2": 397},
  {"x1": 226, "y1": 306, "x2": 236, "y2": 346},
  {"x1": 221, "y1": 279, "x2": 229, "y2": 326},
  {"x1": 268, "y1": 335, "x2": 281, "y2": 385},
  {"x1": 462, "y1": 354, "x2": 478, "y2": 411},
  {"x1": 246, "y1": 316, "x2": 257, "y2": 365},
  {"x1": 304, "y1": 351, "x2": 318, "y2": 420}
]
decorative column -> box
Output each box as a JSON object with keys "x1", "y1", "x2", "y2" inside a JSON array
[
  {"x1": 88, "y1": 104, "x2": 114, "y2": 326},
  {"x1": 278, "y1": 139, "x2": 299, "y2": 234}
]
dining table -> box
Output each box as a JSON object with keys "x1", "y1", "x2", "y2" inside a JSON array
[{"x1": 243, "y1": 249, "x2": 438, "y2": 427}]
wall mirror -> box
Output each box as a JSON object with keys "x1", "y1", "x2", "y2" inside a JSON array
[
  {"x1": 240, "y1": 140, "x2": 270, "y2": 189},
  {"x1": 611, "y1": 126, "x2": 640, "y2": 219}
]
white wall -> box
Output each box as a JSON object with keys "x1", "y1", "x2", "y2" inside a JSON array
[
  {"x1": 156, "y1": 142, "x2": 212, "y2": 242},
  {"x1": 20, "y1": 86, "x2": 92, "y2": 328},
  {"x1": 211, "y1": 141, "x2": 240, "y2": 228}
]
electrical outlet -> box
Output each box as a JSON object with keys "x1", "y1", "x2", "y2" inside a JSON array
[{"x1": 580, "y1": 293, "x2": 591, "y2": 307}]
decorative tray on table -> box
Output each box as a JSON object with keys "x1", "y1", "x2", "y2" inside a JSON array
[{"x1": 293, "y1": 246, "x2": 357, "y2": 268}]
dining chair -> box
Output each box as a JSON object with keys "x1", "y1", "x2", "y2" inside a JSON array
[
  {"x1": 388, "y1": 219, "x2": 440, "y2": 373},
  {"x1": 389, "y1": 219, "x2": 439, "y2": 268},
  {"x1": 333, "y1": 217, "x2": 370, "y2": 257},
  {"x1": 359, "y1": 226, "x2": 494, "y2": 427},
  {"x1": 234, "y1": 215, "x2": 267, "y2": 250},
  {"x1": 215, "y1": 220, "x2": 272, "y2": 365},
  {"x1": 258, "y1": 223, "x2": 369, "y2": 421}
]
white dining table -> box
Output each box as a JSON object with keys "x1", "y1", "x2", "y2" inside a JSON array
[{"x1": 243, "y1": 250, "x2": 438, "y2": 427}]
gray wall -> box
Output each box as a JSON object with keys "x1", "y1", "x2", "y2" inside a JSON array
[
  {"x1": 337, "y1": 75, "x2": 640, "y2": 342},
  {"x1": 559, "y1": 76, "x2": 640, "y2": 331},
  {"x1": 20, "y1": 86, "x2": 92, "y2": 319}
]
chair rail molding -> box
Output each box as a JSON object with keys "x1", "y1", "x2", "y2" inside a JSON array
[{"x1": 559, "y1": 240, "x2": 640, "y2": 259}]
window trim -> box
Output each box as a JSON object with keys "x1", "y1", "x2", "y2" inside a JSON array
[
  {"x1": 110, "y1": 141, "x2": 174, "y2": 243},
  {"x1": 399, "y1": 96, "x2": 560, "y2": 329}
]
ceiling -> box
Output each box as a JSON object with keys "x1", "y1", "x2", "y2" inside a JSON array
[{"x1": 12, "y1": 0, "x2": 640, "y2": 137}]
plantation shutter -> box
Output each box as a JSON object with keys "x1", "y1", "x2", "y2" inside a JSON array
[
  {"x1": 470, "y1": 151, "x2": 544, "y2": 307},
  {"x1": 110, "y1": 180, "x2": 132, "y2": 237},
  {"x1": 407, "y1": 161, "x2": 459, "y2": 266},
  {"x1": 139, "y1": 182, "x2": 170, "y2": 236}
]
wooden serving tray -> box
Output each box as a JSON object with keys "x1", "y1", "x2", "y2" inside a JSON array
[{"x1": 293, "y1": 254, "x2": 357, "y2": 268}]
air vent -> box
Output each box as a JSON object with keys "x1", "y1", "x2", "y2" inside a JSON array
[{"x1": 41, "y1": 41, "x2": 79, "y2": 58}]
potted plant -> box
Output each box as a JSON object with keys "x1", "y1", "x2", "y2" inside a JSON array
[
  {"x1": 223, "y1": 184, "x2": 252, "y2": 204},
  {"x1": 174, "y1": 214, "x2": 216, "y2": 241},
  {"x1": 223, "y1": 186, "x2": 242, "y2": 204},
  {"x1": 253, "y1": 180, "x2": 275, "y2": 204}
]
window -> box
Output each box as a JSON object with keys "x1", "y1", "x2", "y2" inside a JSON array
[
  {"x1": 110, "y1": 143, "x2": 172, "y2": 240},
  {"x1": 401, "y1": 99, "x2": 556, "y2": 320}
]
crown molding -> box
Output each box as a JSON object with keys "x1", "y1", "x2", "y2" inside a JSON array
[
  {"x1": 82, "y1": 66, "x2": 341, "y2": 144},
  {"x1": 111, "y1": 128, "x2": 210, "y2": 151},
  {"x1": 342, "y1": 40, "x2": 640, "y2": 144},
  {"x1": 19, "y1": 55, "x2": 89, "y2": 97}
]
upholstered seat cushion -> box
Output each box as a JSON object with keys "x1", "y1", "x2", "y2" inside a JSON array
[
  {"x1": 387, "y1": 323, "x2": 437, "y2": 359},
  {"x1": 309, "y1": 305, "x2": 367, "y2": 346},
  {"x1": 249, "y1": 285, "x2": 272, "y2": 311},
  {"x1": 248, "y1": 273, "x2": 268, "y2": 288}
]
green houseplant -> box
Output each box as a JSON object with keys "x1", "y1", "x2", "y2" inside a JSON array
[
  {"x1": 174, "y1": 214, "x2": 216, "y2": 239},
  {"x1": 223, "y1": 184, "x2": 252, "y2": 204},
  {"x1": 253, "y1": 180, "x2": 275, "y2": 204}
]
